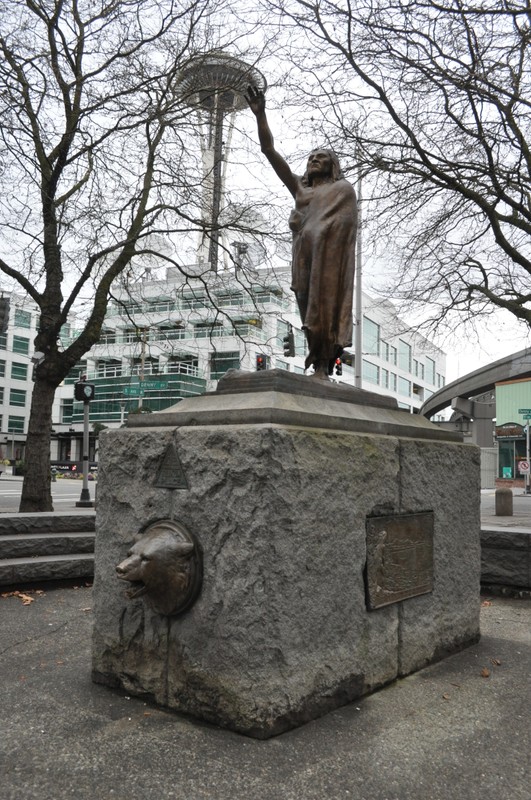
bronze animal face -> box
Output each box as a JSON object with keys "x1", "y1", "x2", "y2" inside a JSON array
[{"x1": 116, "y1": 520, "x2": 202, "y2": 616}]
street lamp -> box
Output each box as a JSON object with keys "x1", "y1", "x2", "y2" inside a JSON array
[{"x1": 74, "y1": 380, "x2": 95, "y2": 508}]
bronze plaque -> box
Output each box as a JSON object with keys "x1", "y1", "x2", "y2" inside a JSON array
[
  {"x1": 154, "y1": 443, "x2": 188, "y2": 489},
  {"x1": 366, "y1": 512, "x2": 434, "y2": 610}
]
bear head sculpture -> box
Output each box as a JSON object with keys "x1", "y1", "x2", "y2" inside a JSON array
[{"x1": 116, "y1": 519, "x2": 202, "y2": 616}]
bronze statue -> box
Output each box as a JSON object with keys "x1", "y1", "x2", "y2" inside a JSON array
[
  {"x1": 116, "y1": 520, "x2": 202, "y2": 616},
  {"x1": 246, "y1": 87, "x2": 358, "y2": 380}
]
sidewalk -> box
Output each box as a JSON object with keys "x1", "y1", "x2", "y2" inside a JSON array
[
  {"x1": 481, "y1": 487, "x2": 531, "y2": 531},
  {"x1": 1, "y1": 583, "x2": 529, "y2": 800}
]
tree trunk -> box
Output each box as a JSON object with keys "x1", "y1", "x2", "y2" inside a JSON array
[{"x1": 19, "y1": 378, "x2": 57, "y2": 512}]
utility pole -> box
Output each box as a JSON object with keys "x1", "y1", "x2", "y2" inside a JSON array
[
  {"x1": 354, "y1": 156, "x2": 363, "y2": 389},
  {"x1": 138, "y1": 327, "x2": 147, "y2": 409}
]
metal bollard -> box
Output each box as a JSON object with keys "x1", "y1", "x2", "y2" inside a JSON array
[{"x1": 495, "y1": 487, "x2": 513, "y2": 516}]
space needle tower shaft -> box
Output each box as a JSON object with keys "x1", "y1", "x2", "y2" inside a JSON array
[{"x1": 177, "y1": 54, "x2": 266, "y2": 273}]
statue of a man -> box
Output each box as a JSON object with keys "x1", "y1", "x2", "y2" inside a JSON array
[{"x1": 246, "y1": 87, "x2": 358, "y2": 380}]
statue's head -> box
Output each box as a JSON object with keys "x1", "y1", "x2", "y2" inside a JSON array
[{"x1": 302, "y1": 149, "x2": 344, "y2": 186}]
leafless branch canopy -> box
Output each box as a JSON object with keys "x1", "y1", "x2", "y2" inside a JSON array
[{"x1": 272, "y1": 0, "x2": 531, "y2": 333}]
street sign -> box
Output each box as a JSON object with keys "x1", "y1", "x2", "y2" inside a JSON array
[
  {"x1": 518, "y1": 408, "x2": 531, "y2": 414},
  {"x1": 140, "y1": 380, "x2": 168, "y2": 390},
  {"x1": 518, "y1": 460, "x2": 530, "y2": 474},
  {"x1": 123, "y1": 386, "x2": 144, "y2": 397},
  {"x1": 524, "y1": 415, "x2": 531, "y2": 420}
]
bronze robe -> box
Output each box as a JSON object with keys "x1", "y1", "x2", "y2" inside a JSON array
[{"x1": 289, "y1": 178, "x2": 357, "y2": 369}]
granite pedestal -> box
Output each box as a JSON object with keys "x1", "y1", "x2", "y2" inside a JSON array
[{"x1": 92, "y1": 370, "x2": 481, "y2": 738}]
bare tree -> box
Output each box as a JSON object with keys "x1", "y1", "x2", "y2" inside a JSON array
[
  {"x1": 0, "y1": 0, "x2": 265, "y2": 511},
  {"x1": 268, "y1": 0, "x2": 531, "y2": 336}
]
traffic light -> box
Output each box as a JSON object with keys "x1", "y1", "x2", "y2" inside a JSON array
[
  {"x1": 335, "y1": 357, "x2": 343, "y2": 376},
  {"x1": 282, "y1": 327, "x2": 295, "y2": 357},
  {"x1": 256, "y1": 354, "x2": 267, "y2": 371},
  {"x1": 74, "y1": 381, "x2": 96, "y2": 402}
]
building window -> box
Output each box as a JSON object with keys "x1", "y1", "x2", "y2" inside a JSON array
[
  {"x1": 153, "y1": 325, "x2": 186, "y2": 342},
  {"x1": 9, "y1": 388, "x2": 26, "y2": 407},
  {"x1": 0, "y1": 359, "x2": 5, "y2": 377},
  {"x1": 182, "y1": 293, "x2": 207, "y2": 310},
  {"x1": 147, "y1": 298, "x2": 178, "y2": 313},
  {"x1": 412, "y1": 384, "x2": 425, "y2": 401},
  {"x1": 390, "y1": 372, "x2": 397, "y2": 391},
  {"x1": 166, "y1": 357, "x2": 198, "y2": 376},
  {"x1": 210, "y1": 351, "x2": 240, "y2": 380},
  {"x1": 11, "y1": 362, "x2": 28, "y2": 381},
  {"x1": 363, "y1": 317, "x2": 380, "y2": 357},
  {"x1": 276, "y1": 360, "x2": 289, "y2": 371},
  {"x1": 13, "y1": 335, "x2": 30, "y2": 355},
  {"x1": 194, "y1": 322, "x2": 224, "y2": 339},
  {"x1": 363, "y1": 360, "x2": 380, "y2": 385},
  {"x1": 216, "y1": 291, "x2": 246, "y2": 308},
  {"x1": 398, "y1": 339, "x2": 412, "y2": 373},
  {"x1": 0, "y1": 387, "x2": 3, "y2": 403},
  {"x1": 97, "y1": 359, "x2": 122, "y2": 378},
  {"x1": 98, "y1": 329, "x2": 117, "y2": 345},
  {"x1": 425, "y1": 357, "x2": 436, "y2": 385},
  {"x1": 381, "y1": 368, "x2": 389, "y2": 389},
  {"x1": 61, "y1": 399, "x2": 74, "y2": 424},
  {"x1": 389, "y1": 345, "x2": 397, "y2": 365},
  {"x1": 14, "y1": 309, "x2": 31, "y2": 328},
  {"x1": 8, "y1": 415, "x2": 25, "y2": 433},
  {"x1": 398, "y1": 377, "x2": 411, "y2": 397},
  {"x1": 0, "y1": 334, "x2": 6, "y2": 350},
  {"x1": 277, "y1": 319, "x2": 289, "y2": 342}
]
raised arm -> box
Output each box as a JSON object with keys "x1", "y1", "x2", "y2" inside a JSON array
[{"x1": 245, "y1": 87, "x2": 299, "y2": 198}]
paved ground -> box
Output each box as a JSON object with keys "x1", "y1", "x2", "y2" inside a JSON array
[
  {"x1": 481, "y1": 486, "x2": 531, "y2": 530},
  {"x1": 1, "y1": 584, "x2": 529, "y2": 800}
]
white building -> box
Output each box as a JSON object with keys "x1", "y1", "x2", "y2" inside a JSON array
[
  {"x1": 0, "y1": 291, "x2": 38, "y2": 462},
  {"x1": 0, "y1": 266, "x2": 447, "y2": 467},
  {"x1": 53, "y1": 263, "x2": 446, "y2": 441},
  {"x1": 355, "y1": 293, "x2": 446, "y2": 414}
]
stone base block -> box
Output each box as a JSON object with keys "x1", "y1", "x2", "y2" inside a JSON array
[
  {"x1": 92, "y1": 405, "x2": 480, "y2": 738},
  {"x1": 481, "y1": 528, "x2": 531, "y2": 589}
]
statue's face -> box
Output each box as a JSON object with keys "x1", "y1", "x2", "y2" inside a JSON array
[{"x1": 307, "y1": 150, "x2": 333, "y2": 180}]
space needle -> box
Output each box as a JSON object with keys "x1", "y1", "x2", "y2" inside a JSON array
[{"x1": 177, "y1": 53, "x2": 266, "y2": 273}]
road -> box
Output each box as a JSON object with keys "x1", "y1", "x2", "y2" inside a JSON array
[
  {"x1": 2, "y1": 478, "x2": 531, "y2": 520},
  {"x1": 0, "y1": 475, "x2": 96, "y2": 513}
]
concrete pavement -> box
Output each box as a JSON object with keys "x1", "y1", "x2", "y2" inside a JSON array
[{"x1": 1, "y1": 584, "x2": 529, "y2": 800}]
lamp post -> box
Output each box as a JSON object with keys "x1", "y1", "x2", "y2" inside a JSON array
[{"x1": 74, "y1": 380, "x2": 95, "y2": 508}]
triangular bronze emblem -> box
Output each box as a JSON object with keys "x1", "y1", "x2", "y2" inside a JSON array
[{"x1": 154, "y1": 442, "x2": 188, "y2": 489}]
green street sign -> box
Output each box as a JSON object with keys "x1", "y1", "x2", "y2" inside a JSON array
[
  {"x1": 519, "y1": 408, "x2": 531, "y2": 414},
  {"x1": 123, "y1": 386, "x2": 144, "y2": 397},
  {"x1": 140, "y1": 380, "x2": 168, "y2": 390},
  {"x1": 524, "y1": 415, "x2": 531, "y2": 420}
]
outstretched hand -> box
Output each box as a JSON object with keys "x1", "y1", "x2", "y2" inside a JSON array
[{"x1": 245, "y1": 85, "x2": 266, "y2": 115}]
